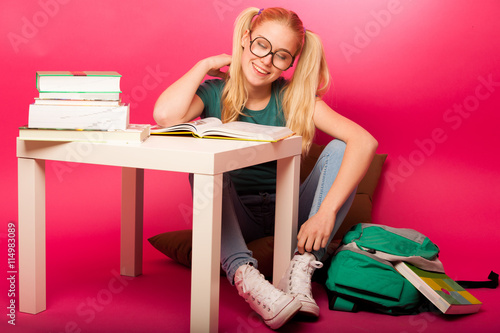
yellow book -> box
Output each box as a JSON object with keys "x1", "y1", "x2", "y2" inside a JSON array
[
  {"x1": 394, "y1": 261, "x2": 482, "y2": 315},
  {"x1": 19, "y1": 124, "x2": 150, "y2": 144}
]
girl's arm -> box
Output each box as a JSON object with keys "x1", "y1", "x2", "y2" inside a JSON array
[
  {"x1": 297, "y1": 100, "x2": 378, "y2": 254},
  {"x1": 153, "y1": 54, "x2": 232, "y2": 127}
]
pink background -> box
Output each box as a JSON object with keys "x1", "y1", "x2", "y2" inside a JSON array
[{"x1": 1, "y1": 0, "x2": 499, "y2": 328}]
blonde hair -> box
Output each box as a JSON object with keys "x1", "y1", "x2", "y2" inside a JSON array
[{"x1": 222, "y1": 7, "x2": 331, "y2": 154}]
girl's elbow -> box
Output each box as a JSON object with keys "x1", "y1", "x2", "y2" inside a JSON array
[
  {"x1": 153, "y1": 104, "x2": 169, "y2": 126},
  {"x1": 152, "y1": 110, "x2": 163, "y2": 126},
  {"x1": 361, "y1": 132, "x2": 378, "y2": 156},
  {"x1": 369, "y1": 136, "x2": 378, "y2": 153}
]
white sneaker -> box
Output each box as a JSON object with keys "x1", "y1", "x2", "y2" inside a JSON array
[
  {"x1": 278, "y1": 252, "x2": 324, "y2": 317},
  {"x1": 234, "y1": 264, "x2": 302, "y2": 330}
]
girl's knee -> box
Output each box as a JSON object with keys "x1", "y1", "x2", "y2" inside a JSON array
[
  {"x1": 309, "y1": 139, "x2": 346, "y2": 177},
  {"x1": 322, "y1": 139, "x2": 346, "y2": 158}
]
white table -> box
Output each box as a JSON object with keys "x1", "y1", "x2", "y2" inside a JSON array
[{"x1": 17, "y1": 135, "x2": 302, "y2": 333}]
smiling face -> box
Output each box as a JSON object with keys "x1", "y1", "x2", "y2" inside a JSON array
[{"x1": 240, "y1": 21, "x2": 298, "y2": 90}]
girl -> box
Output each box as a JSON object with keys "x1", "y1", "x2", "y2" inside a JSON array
[{"x1": 154, "y1": 7, "x2": 377, "y2": 330}]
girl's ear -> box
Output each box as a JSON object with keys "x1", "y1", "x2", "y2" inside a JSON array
[{"x1": 241, "y1": 29, "x2": 250, "y2": 48}]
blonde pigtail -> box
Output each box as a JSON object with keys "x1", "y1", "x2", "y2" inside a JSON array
[
  {"x1": 221, "y1": 7, "x2": 260, "y2": 123},
  {"x1": 283, "y1": 30, "x2": 331, "y2": 155}
]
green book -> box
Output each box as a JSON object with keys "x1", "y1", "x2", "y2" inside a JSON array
[{"x1": 394, "y1": 261, "x2": 482, "y2": 314}]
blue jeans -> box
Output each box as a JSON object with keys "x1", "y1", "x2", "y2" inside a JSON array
[{"x1": 193, "y1": 139, "x2": 356, "y2": 284}]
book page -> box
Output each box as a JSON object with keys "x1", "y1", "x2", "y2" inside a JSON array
[
  {"x1": 189, "y1": 117, "x2": 223, "y2": 133},
  {"x1": 200, "y1": 121, "x2": 293, "y2": 141},
  {"x1": 151, "y1": 117, "x2": 222, "y2": 134}
]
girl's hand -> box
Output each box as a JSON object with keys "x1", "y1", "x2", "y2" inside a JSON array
[
  {"x1": 297, "y1": 209, "x2": 336, "y2": 254},
  {"x1": 153, "y1": 53, "x2": 232, "y2": 127},
  {"x1": 205, "y1": 54, "x2": 232, "y2": 79}
]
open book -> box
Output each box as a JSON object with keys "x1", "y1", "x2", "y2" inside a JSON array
[{"x1": 151, "y1": 117, "x2": 295, "y2": 142}]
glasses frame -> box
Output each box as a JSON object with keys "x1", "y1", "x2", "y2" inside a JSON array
[{"x1": 248, "y1": 32, "x2": 295, "y2": 71}]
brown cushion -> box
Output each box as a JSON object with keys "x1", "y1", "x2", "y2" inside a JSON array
[
  {"x1": 333, "y1": 193, "x2": 372, "y2": 240},
  {"x1": 148, "y1": 231, "x2": 275, "y2": 277},
  {"x1": 149, "y1": 145, "x2": 387, "y2": 275},
  {"x1": 356, "y1": 153, "x2": 387, "y2": 198},
  {"x1": 333, "y1": 153, "x2": 387, "y2": 240},
  {"x1": 300, "y1": 142, "x2": 326, "y2": 183},
  {"x1": 148, "y1": 230, "x2": 193, "y2": 267},
  {"x1": 246, "y1": 236, "x2": 274, "y2": 277}
]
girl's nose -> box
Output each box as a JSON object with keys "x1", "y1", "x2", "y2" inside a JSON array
[{"x1": 261, "y1": 53, "x2": 273, "y2": 66}]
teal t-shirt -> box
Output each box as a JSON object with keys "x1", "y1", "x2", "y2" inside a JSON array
[{"x1": 196, "y1": 78, "x2": 287, "y2": 194}]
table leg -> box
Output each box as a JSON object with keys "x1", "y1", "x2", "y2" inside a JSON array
[
  {"x1": 121, "y1": 167, "x2": 144, "y2": 277},
  {"x1": 18, "y1": 158, "x2": 46, "y2": 314},
  {"x1": 190, "y1": 173, "x2": 223, "y2": 333},
  {"x1": 273, "y1": 155, "x2": 300, "y2": 286}
]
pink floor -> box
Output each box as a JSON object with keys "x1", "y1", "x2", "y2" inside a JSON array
[{"x1": 5, "y1": 225, "x2": 499, "y2": 333}]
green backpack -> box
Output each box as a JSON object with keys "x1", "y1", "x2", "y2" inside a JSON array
[{"x1": 324, "y1": 223, "x2": 442, "y2": 315}]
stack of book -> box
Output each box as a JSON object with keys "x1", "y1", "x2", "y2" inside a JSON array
[{"x1": 21, "y1": 71, "x2": 150, "y2": 144}]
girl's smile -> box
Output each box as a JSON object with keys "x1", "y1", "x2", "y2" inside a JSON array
[{"x1": 252, "y1": 62, "x2": 271, "y2": 75}]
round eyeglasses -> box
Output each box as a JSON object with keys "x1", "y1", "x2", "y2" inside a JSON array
[{"x1": 249, "y1": 34, "x2": 295, "y2": 71}]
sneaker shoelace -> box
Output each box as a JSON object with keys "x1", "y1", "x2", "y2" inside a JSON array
[
  {"x1": 288, "y1": 255, "x2": 323, "y2": 297},
  {"x1": 241, "y1": 267, "x2": 284, "y2": 310}
]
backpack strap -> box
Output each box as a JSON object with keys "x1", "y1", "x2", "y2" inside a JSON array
[
  {"x1": 327, "y1": 291, "x2": 358, "y2": 312},
  {"x1": 332, "y1": 296, "x2": 358, "y2": 312},
  {"x1": 456, "y1": 271, "x2": 499, "y2": 289},
  {"x1": 340, "y1": 242, "x2": 445, "y2": 273}
]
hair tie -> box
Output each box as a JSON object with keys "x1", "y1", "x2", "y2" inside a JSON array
[
  {"x1": 304, "y1": 27, "x2": 307, "y2": 34},
  {"x1": 258, "y1": 8, "x2": 264, "y2": 15}
]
